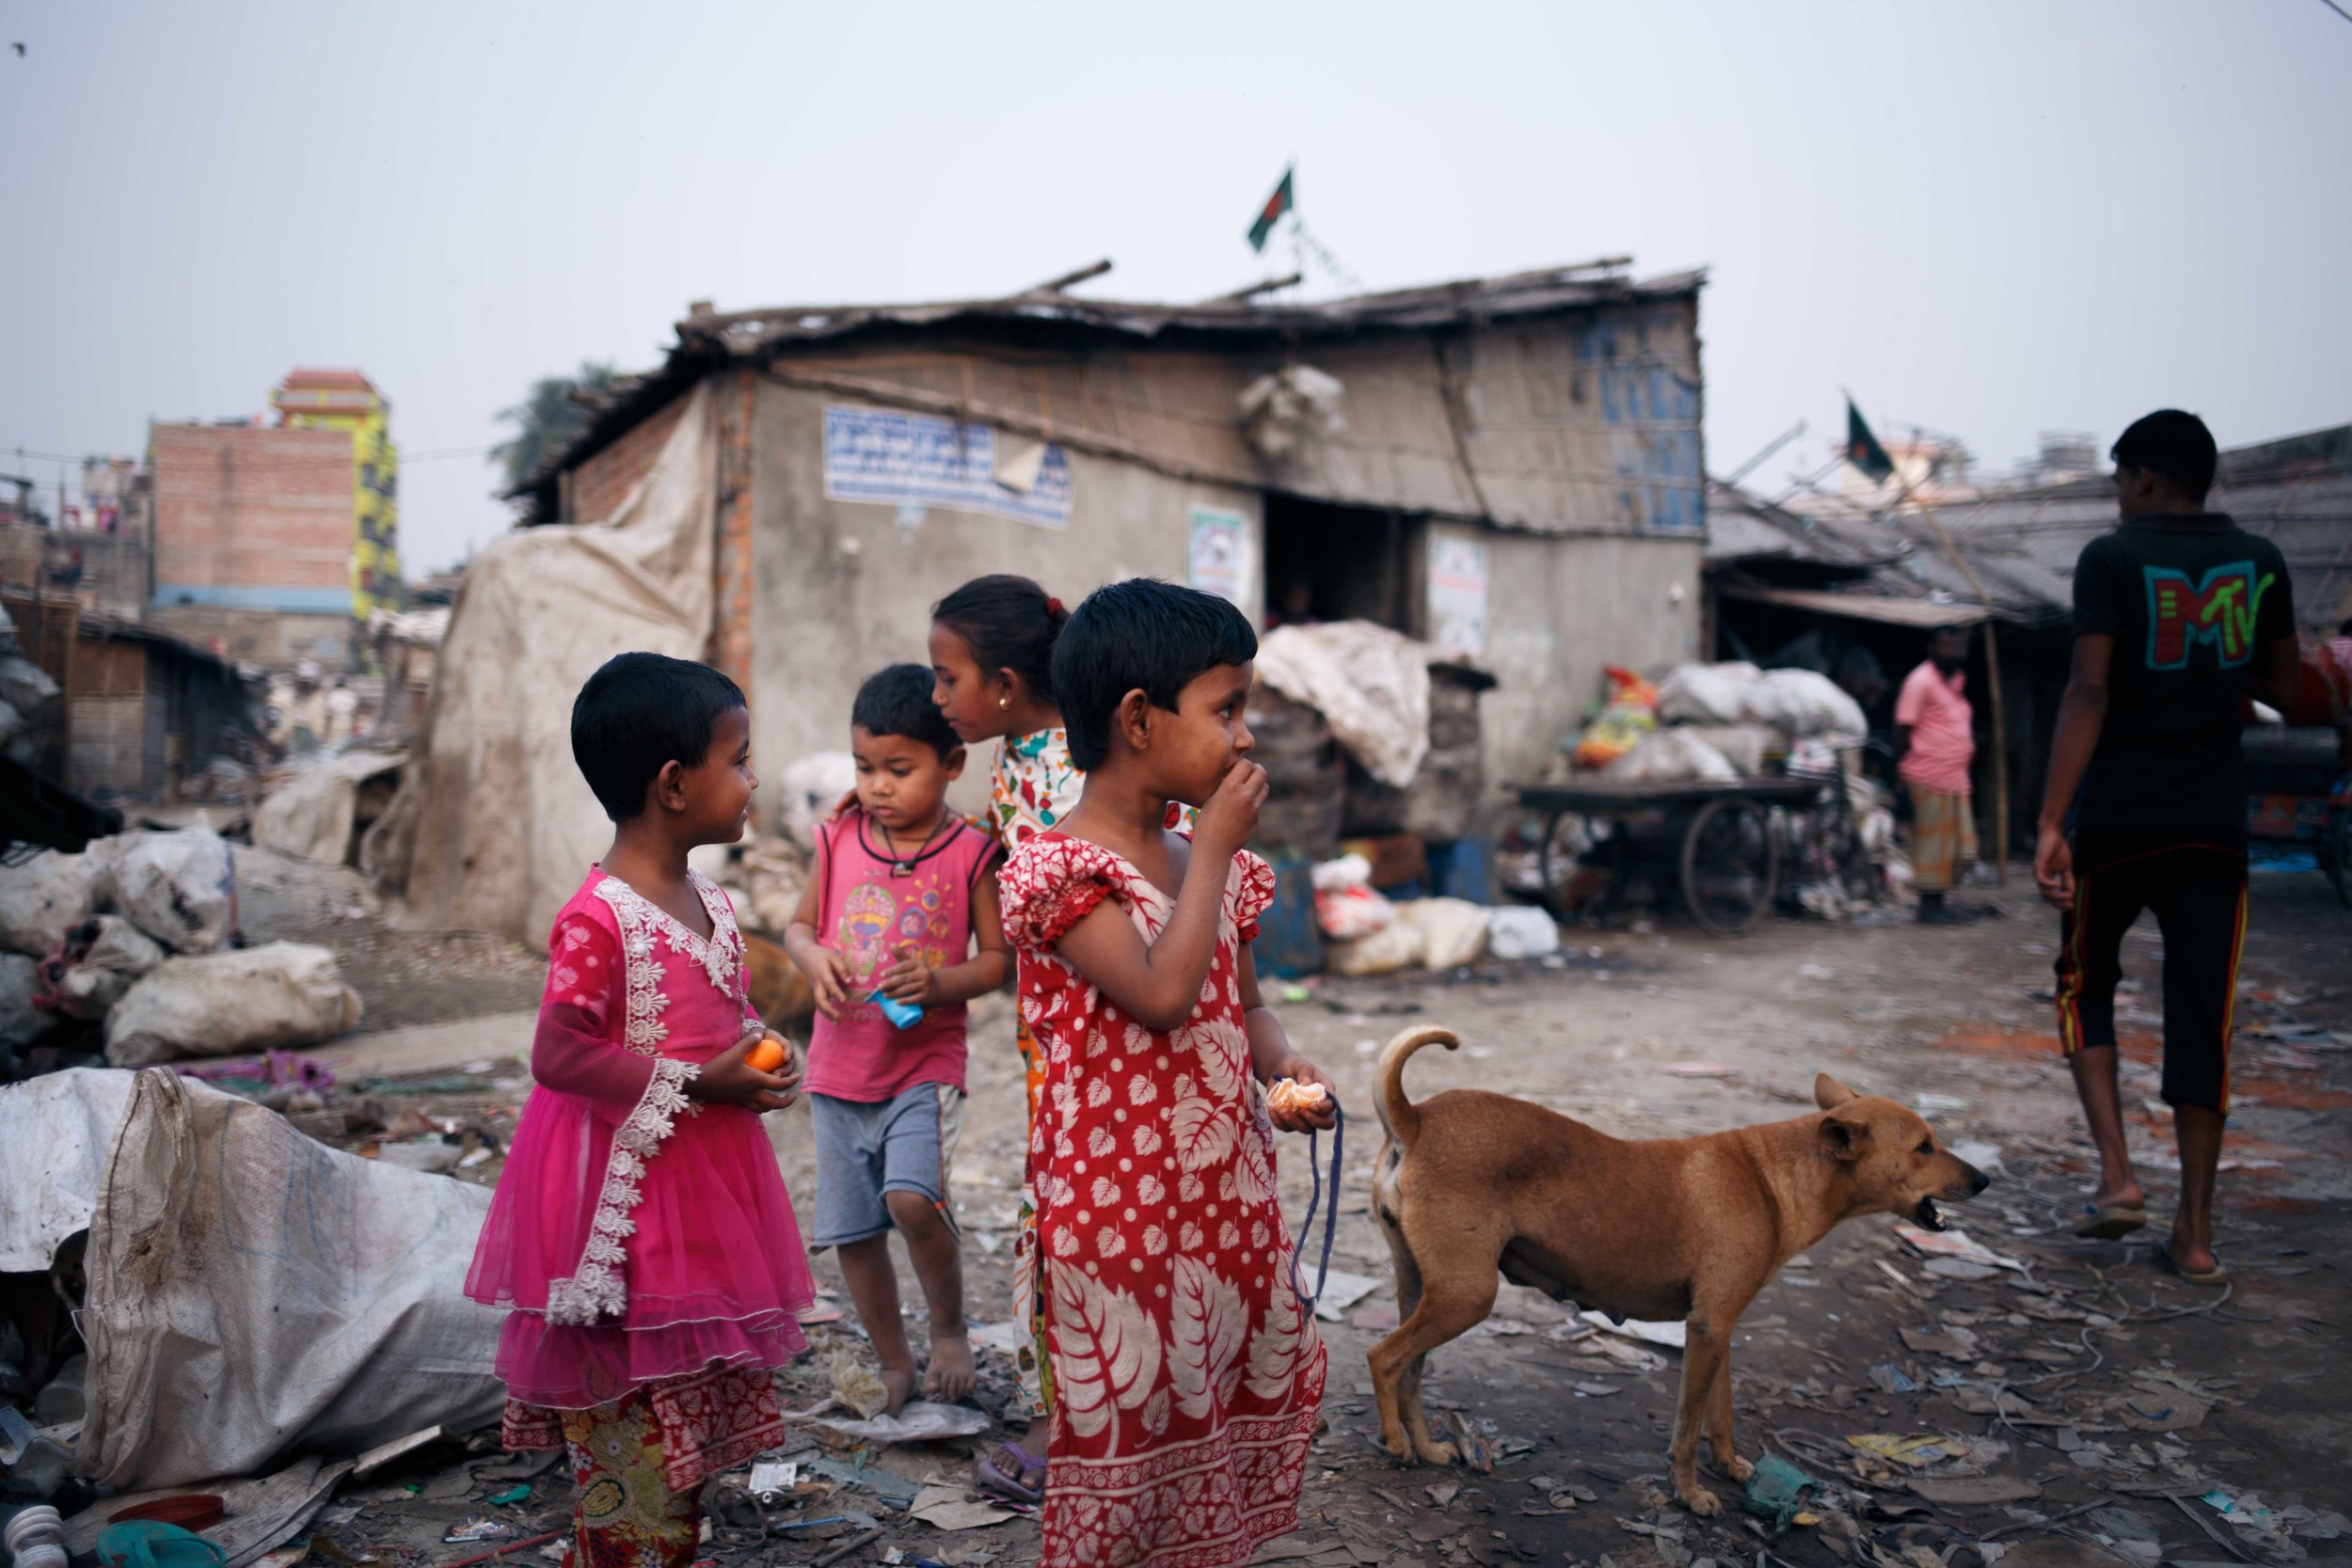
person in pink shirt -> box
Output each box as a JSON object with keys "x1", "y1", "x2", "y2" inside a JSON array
[
  {"x1": 1895, "y1": 625, "x2": 1982, "y2": 923},
  {"x1": 785, "y1": 664, "x2": 1011, "y2": 1413}
]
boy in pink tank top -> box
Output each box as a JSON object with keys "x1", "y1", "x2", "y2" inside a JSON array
[{"x1": 786, "y1": 665, "x2": 1009, "y2": 1411}]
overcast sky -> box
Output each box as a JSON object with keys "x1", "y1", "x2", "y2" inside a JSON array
[{"x1": 3, "y1": 0, "x2": 2345, "y2": 575}]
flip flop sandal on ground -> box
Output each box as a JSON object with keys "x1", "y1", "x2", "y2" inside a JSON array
[
  {"x1": 977, "y1": 1442, "x2": 1046, "y2": 1505},
  {"x1": 2155, "y1": 1237, "x2": 2229, "y2": 1287},
  {"x1": 2073, "y1": 1203, "x2": 2149, "y2": 1240}
]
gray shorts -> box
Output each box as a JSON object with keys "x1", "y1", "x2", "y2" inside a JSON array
[{"x1": 809, "y1": 1083, "x2": 963, "y2": 1248}]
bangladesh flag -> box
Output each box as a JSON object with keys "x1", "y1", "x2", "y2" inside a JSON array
[
  {"x1": 1247, "y1": 166, "x2": 1295, "y2": 254},
  {"x1": 1846, "y1": 396, "x2": 1895, "y2": 483}
]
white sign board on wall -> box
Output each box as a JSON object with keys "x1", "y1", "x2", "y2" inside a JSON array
[
  {"x1": 1426, "y1": 534, "x2": 1489, "y2": 658},
  {"x1": 1186, "y1": 506, "x2": 1253, "y2": 610},
  {"x1": 821, "y1": 404, "x2": 1073, "y2": 529}
]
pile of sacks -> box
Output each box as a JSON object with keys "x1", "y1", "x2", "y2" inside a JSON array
[
  {"x1": 1310, "y1": 853, "x2": 1560, "y2": 975},
  {"x1": 1590, "y1": 661, "x2": 1867, "y2": 784},
  {"x1": 0, "y1": 822, "x2": 359, "y2": 1074}
]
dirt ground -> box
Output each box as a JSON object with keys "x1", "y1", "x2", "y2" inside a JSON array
[{"x1": 244, "y1": 856, "x2": 2352, "y2": 1568}]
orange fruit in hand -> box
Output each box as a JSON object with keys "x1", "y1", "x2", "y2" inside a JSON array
[{"x1": 746, "y1": 1035, "x2": 788, "y2": 1073}]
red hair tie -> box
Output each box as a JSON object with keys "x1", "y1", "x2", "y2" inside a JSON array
[{"x1": 1046, "y1": 596, "x2": 1065, "y2": 616}]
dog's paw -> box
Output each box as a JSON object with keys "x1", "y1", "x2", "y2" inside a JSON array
[
  {"x1": 1417, "y1": 1439, "x2": 1461, "y2": 1466},
  {"x1": 1722, "y1": 1454, "x2": 1756, "y2": 1483},
  {"x1": 1379, "y1": 1429, "x2": 1416, "y2": 1463},
  {"x1": 1682, "y1": 1485, "x2": 1724, "y2": 1518}
]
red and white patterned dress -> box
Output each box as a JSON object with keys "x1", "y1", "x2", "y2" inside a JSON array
[{"x1": 999, "y1": 833, "x2": 1327, "y2": 1568}]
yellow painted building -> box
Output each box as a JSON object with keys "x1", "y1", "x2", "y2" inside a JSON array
[{"x1": 271, "y1": 368, "x2": 402, "y2": 618}]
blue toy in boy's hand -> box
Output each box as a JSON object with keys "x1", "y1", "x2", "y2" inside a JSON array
[{"x1": 867, "y1": 989, "x2": 924, "y2": 1030}]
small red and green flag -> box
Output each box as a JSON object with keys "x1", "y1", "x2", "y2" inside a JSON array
[
  {"x1": 1247, "y1": 166, "x2": 1295, "y2": 254},
  {"x1": 1845, "y1": 395, "x2": 1895, "y2": 483}
]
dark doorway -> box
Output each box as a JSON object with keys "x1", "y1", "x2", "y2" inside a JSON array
[{"x1": 1262, "y1": 493, "x2": 1422, "y2": 633}]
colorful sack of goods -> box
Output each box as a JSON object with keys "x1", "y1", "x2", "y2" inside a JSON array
[{"x1": 1571, "y1": 664, "x2": 1660, "y2": 769}]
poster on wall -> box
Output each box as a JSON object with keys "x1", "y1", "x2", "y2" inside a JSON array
[
  {"x1": 821, "y1": 404, "x2": 1073, "y2": 529},
  {"x1": 1426, "y1": 534, "x2": 1489, "y2": 658},
  {"x1": 1186, "y1": 506, "x2": 1252, "y2": 609}
]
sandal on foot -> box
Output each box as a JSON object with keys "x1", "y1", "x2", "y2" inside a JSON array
[
  {"x1": 977, "y1": 1441, "x2": 1045, "y2": 1506},
  {"x1": 2154, "y1": 1237, "x2": 2228, "y2": 1287},
  {"x1": 2073, "y1": 1202, "x2": 2148, "y2": 1240}
]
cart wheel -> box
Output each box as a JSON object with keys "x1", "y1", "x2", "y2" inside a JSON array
[
  {"x1": 1536, "y1": 809, "x2": 1576, "y2": 919},
  {"x1": 2328, "y1": 809, "x2": 2351, "y2": 911},
  {"x1": 1681, "y1": 797, "x2": 1778, "y2": 936}
]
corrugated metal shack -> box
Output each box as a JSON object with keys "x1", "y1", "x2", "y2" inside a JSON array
[
  {"x1": 1, "y1": 589, "x2": 257, "y2": 801},
  {"x1": 516, "y1": 261, "x2": 1710, "y2": 804}
]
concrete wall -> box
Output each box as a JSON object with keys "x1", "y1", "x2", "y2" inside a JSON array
[
  {"x1": 1431, "y1": 518, "x2": 1703, "y2": 789},
  {"x1": 149, "y1": 423, "x2": 354, "y2": 613},
  {"x1": 745, "y1": 378, "x2": 1261, "y2": 825}
]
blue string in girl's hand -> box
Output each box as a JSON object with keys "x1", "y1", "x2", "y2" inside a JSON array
[{"x1": 1287, "y1": 1100, "x2": 1344, "y2": 1316}]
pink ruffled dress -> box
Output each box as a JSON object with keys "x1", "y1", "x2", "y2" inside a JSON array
[{"x1": 466, "y1": 868, "x2": 815, "y2": 1490}]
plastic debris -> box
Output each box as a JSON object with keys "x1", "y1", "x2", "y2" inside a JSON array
[
  {"x1": 1869, "y1": 1364, "x2": 1918, "y2": 1394},
  {"x1": 1846, "y1": 1434, "x2": 1967, "y2": 1469},
  {"x1": 1891, "y1": 1223, "x2": 2025, "y2": 1273},
  {"x1": 828, "y1": 1346, "x2": 892, "y2": 1420},
  {"x1": 807, "y1": 1402, "x2": 992, "y2": 1444},
  {"x1": 1577, "y1": 1311, "x2": 1685, "y2": 1350},
  {"x1": 486, "y1": 1485, "x2": 532, "y2": 1506},
  {"x1": 443, "y1": 1519, "x2": 514, "y2": 1544},
  {"x1": 1740, "y1": 1453, "x2": 1819, "y2": 1530}
]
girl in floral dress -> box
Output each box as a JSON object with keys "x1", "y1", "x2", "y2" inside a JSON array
[
  {"x1": 468, "y1": 654, "x2": 815, "y2": 1568},
  {"x1": 927, "y1": 576, "x2": 1079, "y2": 1489},
  {"x1": 997, "y1": 579, "x2": 1338, "y2": 1568}
]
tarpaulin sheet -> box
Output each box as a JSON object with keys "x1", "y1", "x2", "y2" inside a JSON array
[{"x1": 379, "y1": 382, "x2": 715, "y2": 950}]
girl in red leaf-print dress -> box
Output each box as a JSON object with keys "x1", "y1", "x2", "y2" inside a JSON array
[{"x1": 997, "y1": 579, "x2": 1338, "y2": 1568}]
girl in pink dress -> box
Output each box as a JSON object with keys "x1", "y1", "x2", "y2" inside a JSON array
[
  {"x1": 996, "y1": 579, "x2": 1339, "y2": 1568},
  {"x1": 467, "y1": 654, "x2": 814, "y2": 1568}
]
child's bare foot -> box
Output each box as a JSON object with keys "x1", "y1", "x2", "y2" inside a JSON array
[
  {"x1": 924, "y1": 1330, "x2": 976, "y2": 1401},
  {"x1": 879, "y1": 1363, "x2": 916, "y2": 1417}
]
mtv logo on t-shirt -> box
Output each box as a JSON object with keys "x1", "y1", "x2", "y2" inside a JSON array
[{"x1": 2142, "y1": 562, "x2": 2278, "y2": 671}]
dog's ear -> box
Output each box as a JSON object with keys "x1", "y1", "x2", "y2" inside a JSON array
[
  {"x1": 1814, "y1": 1073, "x2": 1861, "y2": 1110},
  {"x1": 1820, "y1": 1108, "x2": 1871, "y2": 1162}
]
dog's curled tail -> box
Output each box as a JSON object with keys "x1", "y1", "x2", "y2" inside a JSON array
[{"x1": 1375, "y1": 1024, "x2": 1460, "y2": 1147}]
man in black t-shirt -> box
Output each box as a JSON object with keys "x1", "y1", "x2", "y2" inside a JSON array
[{"x1": 2035, "y1": 410, "x2": 2298, "y2": 1286}]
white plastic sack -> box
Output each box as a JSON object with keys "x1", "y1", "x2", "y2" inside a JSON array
[
  {"x1": 105, "y1": 942, "x2": 361, "y2": 1067},
  {"x1": 1676, "y1": 723, "x2": 1776, "y2": 778},
  {"x1": 1606, "y1": 729, "x2": 1740, "y2": 784},
  {"x1": 1486, "y1": 905, "x2": 1561, "y2": 961},
  {"x1": 1310, "y1": 853, "x2": 1373, "y2": 893},
  {"x1": 78, "y1": 1068, "x2": 505, "y2": 1489},
  {"x1": 51, "y1": 915, "x2": 167, "y2": 1021},
  {"x1": 1254, "y1": 623, "x2": 1432, "y2": 788},
  {"x1": 1322, "y1": 919, "x2": 1424, "y2": 977},
  {"x1": 383, "y1": 384, "x2": 717, "y2": 951},
  {"x1": 1395, "y1": 897, "x2": 1489, "y2": 970},
  {"x1": 253, "y1": 751, "x2": 406, "y2": 866},
  {"x1": 1655, "y1": 662, "x2": 1759, "y2": 725},
  {"x1": 1739, "y1": 669, "x2": 1867, "y2": 740},
  {"x1": 112, "y1": 823, "x2": 235, "y2": 954},
  {"x1": 0, "y1": 848, "x2": 104, "y2": 957},
  {"x1": 0, "y1": 653, "x2": 58, "y2": 716},
  {"x1": 779, "y1": 752, "x2": 856, "y2": 853},
  {"x1": 0, "y1": 1067, "x2": 138, "y2": 1270}
]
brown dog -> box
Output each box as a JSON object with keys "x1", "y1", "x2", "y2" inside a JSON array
[{"x1": 1366, "y1": 1026, "x2": 1990, "y2": 1515}]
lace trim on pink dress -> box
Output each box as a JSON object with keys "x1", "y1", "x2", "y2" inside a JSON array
[{"x1": 543, "y1": 873, "x2": 740, "y2": 1326}]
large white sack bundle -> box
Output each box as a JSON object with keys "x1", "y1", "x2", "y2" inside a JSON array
[
  {"x1": 1606, "y1": 728, "x2": 1740, "y2": 784},
  {"x1": 111, "y1": 823, "x2": 235, "y2": 954},
  {"x1": 51, "y1": 915, "x2": 168, "y2": 1021},
  {"x1": 68, "y1": 1069, "x2": 504, "y2": 1489},
  {"x1": 1675, "y1": 723, "x2": 1778, "y2": 778},
  {"x1": 1655, "y1": 662, "x2": 1760, "y2": 725},
  {"x1": 1394, "y1": 897, "x2": 1490, "y2": 970},
  {"x1": 1739, "y1": 668, "x2": 1868, "y2": 740},
  {"x1": 0, "y1": 848, "x2": 106, "y2": 957},
  {"x1": 1322, "y1": 919, "x2": 1425, "y2": 977},
  {"x1": 779, "y1": 752, "x2": 856, "y2": 853},
  {"x1": 104, "y1": 942, "x2": 360, "y2": 1066}
]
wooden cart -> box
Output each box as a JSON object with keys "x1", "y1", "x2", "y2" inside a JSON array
[{"x1": 1516, "y1": 777, "x2": 1834, "y2": 936}]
